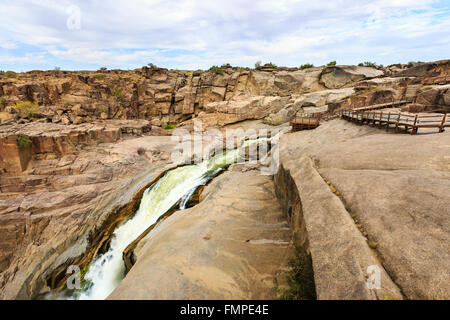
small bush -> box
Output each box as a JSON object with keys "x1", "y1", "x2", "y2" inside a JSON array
[
  {"x1": 327, "y1": 61, "x2": 336, "y2": 66},
  {"x1": 360, "y1": 61, "x2": 376, "y2": 67},
  {"x1": 300, "y1": 63, "x2": 314, "y2": 69},
  {"x1": 54, "y1": 67, "x2": 61, "y2": 71},
  {"x1": 15, "y1": 101, "x2": 40, "y2": 118},
  {"x1": 185, "y1": 71, "x2": 193, "y2": 76},
  {"x1": 368, "y1": 241, "x2": 378, "y2": 249},
  {"x1": 279, "y1": 245, "x2": 316, "y2": 300},
  {"x1": 255, "y1": 60, "x2": 262, "y2": 68},
  {"x1": 148, "y1": 63, "x2": 158, "y2": 68},
  {"x1": 17, "y1": 133, "x2": 32, "y2": 150},
  {"x1": 5, "y1": 71, "x2": 17, "y2": 78},
  {"x1": 266, "y1": 62, "x2": 277, "y2": 69},
  {"x1": 209, "y1": 66, "x2": 224, "y2": 75},
  {"x1": 112, "y1": 87, "x2": 125, "y2": 102},
  {"x1": 93, "y1": 73, "x2": 106, "y2": 80},
  {"x1": 137, "y1": 147, "x2": 146, "y2": 155},
  {"x1": 162, "y1": 124, "x2": 176, "y2": 130}
]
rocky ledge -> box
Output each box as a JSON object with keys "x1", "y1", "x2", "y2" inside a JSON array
[{"x1": 0, "y1": 60, "x2": 449, "y2": 300}]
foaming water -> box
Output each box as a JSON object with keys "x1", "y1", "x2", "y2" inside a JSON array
[{"x1": 69, "y1": 141, "x2": 263, "y2": 300}]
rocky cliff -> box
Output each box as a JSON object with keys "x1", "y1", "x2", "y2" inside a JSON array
[
  {"x1": 0, "y1": 60, "x2": 449, "y2": 300},
  {"x1": 1, "y1": 60, "x2": 449, "y2": 130}
]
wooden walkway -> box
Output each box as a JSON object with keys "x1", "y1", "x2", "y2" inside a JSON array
[
  {"x1": 341, "y1": 110, "x2": 449, "y2": 134},
  {"x1": 290, "y1": 115, "x2": 320, "y2": 131},
  {"x1": 350, "y1": 100, "x2": 409, "y2": 112}
]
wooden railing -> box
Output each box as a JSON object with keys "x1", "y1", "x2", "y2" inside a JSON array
[
  {"x1": 341, "y1": 110, "x2": 449, "y2": 134},
  {"x1": 350, "y1": 100, "x2": 409, "y2": 112}
]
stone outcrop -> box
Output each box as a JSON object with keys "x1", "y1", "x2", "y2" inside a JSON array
[
  {"x1": 0, "y1": 130, "x2": 179, "y2": 299},
  {"x1": 276, "y1": 119, "x2": 450, "y2": 299},
  {"x1": 0, "y1": 64, "x2": 388, "y2": 129},
  {"x1": 108, "y1": 169, "x2": 294, "y2": 300},
  {"x1": 320, "y1": 66, "x2": 384, "y2": 89},
  {"x1": 1, "y1": 59, "x2": 450, "y2": 300}
]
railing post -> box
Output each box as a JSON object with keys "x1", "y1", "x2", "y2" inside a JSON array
[
  {"x1": 412, "y1": 114, "x2": 418, "y2": 134},
  {"x1": 440, "y1": 113, "x2": 447, "y2": 133},
  {"x1": 386, "y1": 112, "x2": 391, "y2": 131},
  {"x1": 395, "y1": 113, "x2": 401, "y2": 132},
  {"x1": 379, "y1": 111, "x2": 383, "y2": 128}
]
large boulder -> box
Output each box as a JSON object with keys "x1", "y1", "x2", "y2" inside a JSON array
[{"x1": 320, "y1": 66, "x2": 384, "y2": 89}]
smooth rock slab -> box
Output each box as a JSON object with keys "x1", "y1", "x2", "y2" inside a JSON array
[{"x1": 108, "y1": 170, "x2": 293, "y2": 300}]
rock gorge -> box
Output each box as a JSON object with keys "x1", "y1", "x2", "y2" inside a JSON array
[{"x1": 0, "y1": 60, "x2": 449, "y2": 300}]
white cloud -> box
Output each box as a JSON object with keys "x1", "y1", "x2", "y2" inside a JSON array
[{"x1": 0, "y1": 0, "x2": 448, "y2": 70}]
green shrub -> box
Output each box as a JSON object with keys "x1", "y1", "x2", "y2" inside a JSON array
[
  {"x1": 327, "y1": 61, "x2": 336, "y2": 66},
  {"x1": 112, "y1": 87, "x2": 125, "y2": 102},
  {"x1": 5, "y1": 71, "x2": 17, "y2": 78},
  {"x1": 266, "y1": 62, "x2": 277, "y2": 69},
  {"x1": 162, "y1": 124, "x2": 176, "y2": 130},
  {"x1": 15, "y1": 101, "x2": 40, "y2": 118},
  {"x1": 93, "y1": 73, "x2": 106, "y2": 80},
  {"x1": 185, "y1": 71, "x2": 193, "y2": 76},
  {"x1": 209, "y1": 66, "x2": 224, "y2": 75},
  {"x1": 255, "y1": 60, "x2": 262, "y2": 68},
  {"x1": 300, "y1": 63, "x2": 314, "y2": 69},
  {"x1": 278, "y1": 245, "x2": 316, "y2": 300},
  {"x1": 360, "y1": 61, "x2": 376, "y2": 67},
  {"x1": 17, "y1": 133, "x2": 32, "y2": 150}
]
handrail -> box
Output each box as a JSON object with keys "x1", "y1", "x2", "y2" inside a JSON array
[{"x1": 340, "y1": 109, "x2": 448, "y2": 134}]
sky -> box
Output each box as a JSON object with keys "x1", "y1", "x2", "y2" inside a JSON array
[{"x1": 0, "y1": 0, "x2": 449, "y2": 71}]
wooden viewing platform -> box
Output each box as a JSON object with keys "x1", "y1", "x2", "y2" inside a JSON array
[
  {"x1": 351, "y1": 100, "x2": 409, "y2": 112},
  {"x1": 290, "y1": 115, "x2": 320, "y2": 131},
  {"x1": 341, "y1": 110, "x2": 449, "y2": 134}
]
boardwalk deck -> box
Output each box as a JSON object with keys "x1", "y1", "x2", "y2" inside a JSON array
[
  {"x1": 341, "y1": 110, "x2": 449, "y2": 134},
  {"x1": 290, "y1": 116, "x2": 320, "y2": 132},
  {"x1": 351, "y1": 100, "x2": 409, "y2": 112}
]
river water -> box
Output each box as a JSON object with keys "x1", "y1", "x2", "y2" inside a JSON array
[{"x1": 69, "y1": 139, "x2": 267, "y2": 300}]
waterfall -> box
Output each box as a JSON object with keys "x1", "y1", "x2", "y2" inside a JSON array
[{"x1": 69, "y1": 140, "x2": 266, "y2": 300}]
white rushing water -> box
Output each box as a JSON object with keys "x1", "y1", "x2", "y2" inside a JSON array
[{"x1": 74, "y1": 140, "x2": 264, "y2": 300}]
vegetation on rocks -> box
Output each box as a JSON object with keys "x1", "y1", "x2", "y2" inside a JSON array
[
  {"x1": 279, "y1": 245, "x2": 316, "y2": 300},
  {"x1": 327, "y1": 61, "x2": 337, "y2": 66},
  {"x1": 209, "y1": 65, "x2": 224, "y2": 75},
  {"x1": 300, "y1": 63, "x2": 314, "y2": 69},
  {"x1": 162, "y1": 124, "x2": 176, "y2": 130},
  {"x1": 93, "y1": 73, "x2": 106, "y2": 79},
  {"x1": 368, "y1": 241, "x2": 378, "y2": 249},
  {"x1": 4, "y1": 71, "x2": 17, "y2": 78},
  {"x1": 0, "y1": 97, "x2": 5, "y2": 109},
  {"x1": 15, "y1": 101, "x2": 40, "y2": 118},
  {"x1": 359, "y1": 61, "x2": 377, "y2": 67},
  {"x1": 16, "y1": 133, "x2": 32, "y2": 150},
  {"x1": 112, "y1": 87, "x2": 125, "y2": 102}
]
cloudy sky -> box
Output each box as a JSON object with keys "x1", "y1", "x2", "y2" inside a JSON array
[{"x1": 0, "y1": 0, "x2": 449, "y2": 71}]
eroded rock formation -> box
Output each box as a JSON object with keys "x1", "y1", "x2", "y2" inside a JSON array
[{"x1": 1, "y1": 59, "x2": 449, "y2": 300}]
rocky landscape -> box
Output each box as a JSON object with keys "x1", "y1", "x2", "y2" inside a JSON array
[{"x1": 0, "y1": 60, "x2": 449, "y2": 300}]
